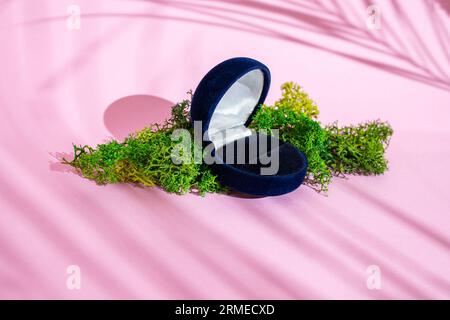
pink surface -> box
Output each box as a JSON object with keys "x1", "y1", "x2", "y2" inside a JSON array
[{"x1": 1, "y1": 0, "x2": 450, "y2": 299}]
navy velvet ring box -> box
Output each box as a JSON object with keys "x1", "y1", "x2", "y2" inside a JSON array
[{"x1": 190, "y1": 57, "x2": 308, "y2": 196}]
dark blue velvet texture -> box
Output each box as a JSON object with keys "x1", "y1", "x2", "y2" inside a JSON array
[
  {"x1": 211, "y1": 132, "x2": 308, "y2": 196},
  {"x1": 190, "y1": 57, "x2": 308, "y2": 196}
]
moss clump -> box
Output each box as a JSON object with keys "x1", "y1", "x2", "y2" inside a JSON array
[
  {"x1": 324, "y1": 120, "x2": 393, "y2": 176},
  {"x1": 63, "y1": 96, "x2": 225, "y2": 195},
  {"x1": 63, "y1": 83, "x2": 393, "y2": 195},
  {"x1": 251, "y1": 83, "x2": 393, "y2": 192},
  {"x1": 274, "y1": 82, "x2": 320, "y2": 119}
]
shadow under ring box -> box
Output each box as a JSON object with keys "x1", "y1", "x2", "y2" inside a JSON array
[{"x1": 191, "y1": 57, "x2": 308, "y2": 196}]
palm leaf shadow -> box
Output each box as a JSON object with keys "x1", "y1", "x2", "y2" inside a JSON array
[{"x1": 141, "y1": 0, "x2": 450, "y2": 91}]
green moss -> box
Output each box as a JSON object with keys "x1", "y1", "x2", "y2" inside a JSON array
[
  {"x1": 63, "y1": 95, "x2": 225, "y2": 195},
  {"x1": 250, "y1": 83, "x2": 393, "y2": 192},
  {"x1": 274, "y1": 82, "x2": 319, "y2": 119},
  {"x1": 324, "y1": 120, "x2": 393, "y2": 175},
  {"x1": 63, "y1": 83, "x2": 393, "y2": 195}
]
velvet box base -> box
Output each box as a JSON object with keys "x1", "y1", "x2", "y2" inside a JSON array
[{"x1": 210, "y1": 132, "x2": 308, "y2": 196}]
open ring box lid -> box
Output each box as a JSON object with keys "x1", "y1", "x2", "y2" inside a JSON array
[{"x1": 191, "y1": 57, "x2": 308, "y2": 196}]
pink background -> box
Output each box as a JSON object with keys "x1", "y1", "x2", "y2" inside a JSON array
[{"x1": 1, "y1": 0, "x2": 450, "y2": 299}]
